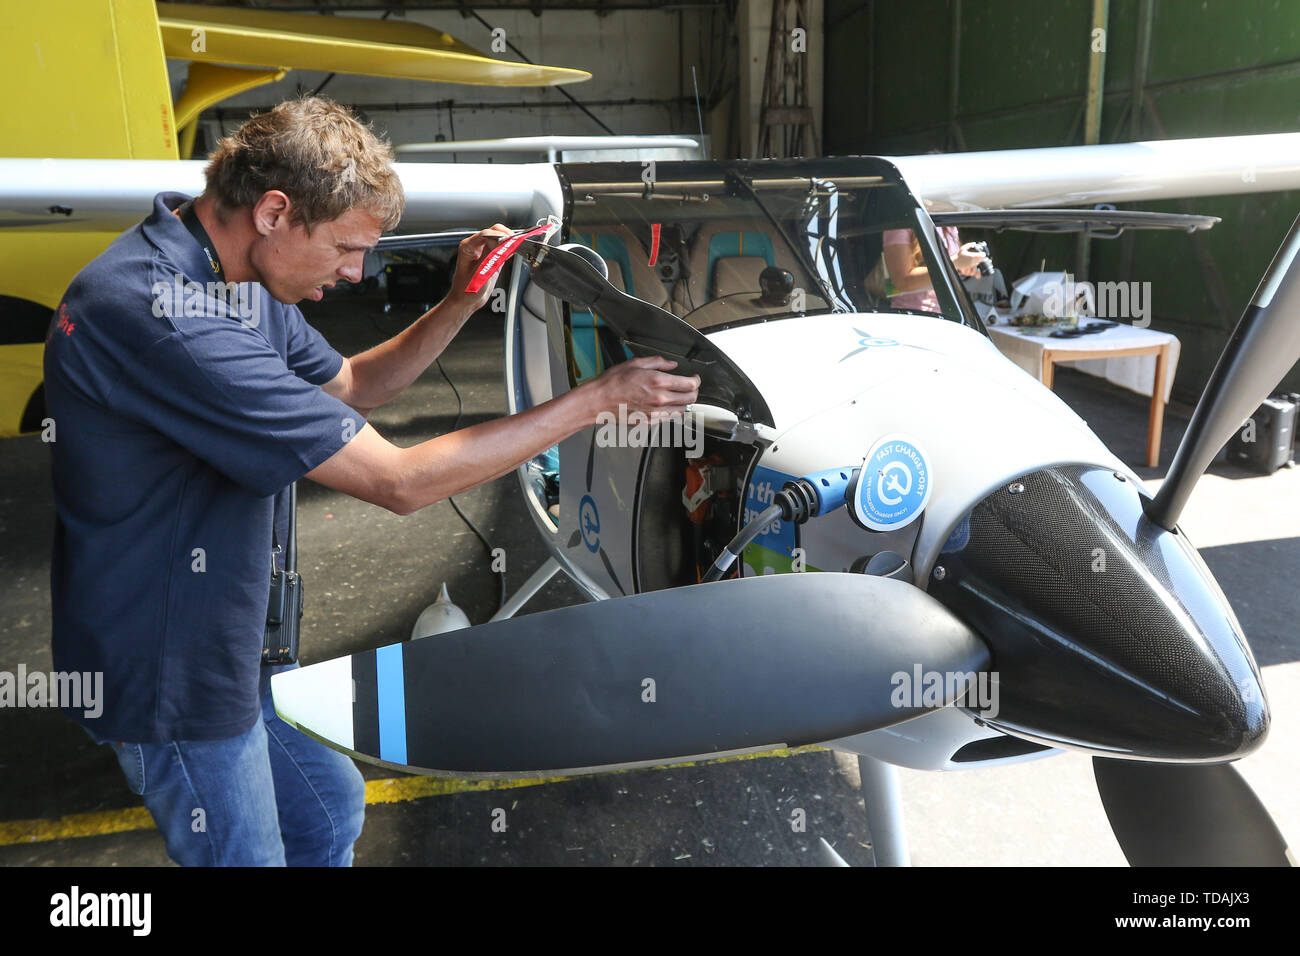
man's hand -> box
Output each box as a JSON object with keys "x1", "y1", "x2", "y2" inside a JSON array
[
  {"x1": 331, "y1": 223, "x2": 519, "y2": 412},
  {"x1": 441, "y1": 223, "x2": 516, "y2": 315},
  {"x1": 582, "y1": 356, "x2": 701, "y2": 424}
]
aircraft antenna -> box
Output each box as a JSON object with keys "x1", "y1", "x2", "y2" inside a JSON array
[{"x1": 692, "y1": 66, "x2": 708, "y2": 160}]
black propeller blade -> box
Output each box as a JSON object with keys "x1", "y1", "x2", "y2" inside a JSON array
[
  {"x1": 274, "y1": 573, "x2": 990, "y2": 776},
  {"x1": 1146, "y1": 209, "x2": 1300, "y2": 529},
  {"x1": 1093, "y1": 757, "x2": 1292, "y2": 866}
]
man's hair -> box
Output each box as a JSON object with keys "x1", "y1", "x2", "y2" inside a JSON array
[{"x1": 203, "y1": 96, "x2": 405, "y2": 232}]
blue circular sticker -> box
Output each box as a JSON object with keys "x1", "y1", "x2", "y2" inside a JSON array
[
  {"x1": 579, "y1": 494, "x2": 601, "y2": 553},
  {"x1": 854, "y1": 435, "x2": 932, "y2": 532}
]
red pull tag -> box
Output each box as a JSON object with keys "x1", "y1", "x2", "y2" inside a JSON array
[
  {"x1": 648, "y1": 222, "x2": 661, "y2": 267},
  {"x1": 464, "y1": 220, "x2": 558, "y2": 295}
]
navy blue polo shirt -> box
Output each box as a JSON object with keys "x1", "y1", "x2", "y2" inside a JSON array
[{"x1": 45, "y1": 192, "x2": 364, "y2": 742}]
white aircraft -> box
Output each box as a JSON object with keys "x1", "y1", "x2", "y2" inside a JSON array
[{"x1": 8, "y1": 130, "x2": 1300, "y2": 866}]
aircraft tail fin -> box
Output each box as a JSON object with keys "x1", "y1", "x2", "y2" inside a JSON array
[{"x1": 2, "y1": 0, "x2": 177, "y2": 160}]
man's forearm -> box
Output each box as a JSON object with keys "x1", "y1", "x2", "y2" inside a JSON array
[
  {"x1": 388, "y1": 381, "x2": 601, "y2": 514},
  {"x1": 306, "y1": 355, "x2": 697, "y2": 516},
  {"x1": 347, "y1": 297, "x2": 476, "y2": 410}
]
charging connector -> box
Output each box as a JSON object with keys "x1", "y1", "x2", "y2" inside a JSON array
[{"x1": 701, "y1": 466, "x2": 857, "y2": 582}]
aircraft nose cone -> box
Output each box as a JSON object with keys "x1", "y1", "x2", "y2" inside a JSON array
[{"x1": 928, "y1": 465, "x2": 1269, "y2": 760}]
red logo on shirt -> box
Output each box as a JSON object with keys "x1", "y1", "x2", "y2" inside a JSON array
[{"x1": 54, "y1": 302, "x2": 76, "y2": 337}]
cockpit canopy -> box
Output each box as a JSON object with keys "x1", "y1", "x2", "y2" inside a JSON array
[{"x1": 557, "y1": 157, "x2": 976, "y2": 334}]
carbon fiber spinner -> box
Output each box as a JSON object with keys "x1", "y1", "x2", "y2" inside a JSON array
[{"x1": 927, "y1": 465, "x2": 1267, "y2": 761}]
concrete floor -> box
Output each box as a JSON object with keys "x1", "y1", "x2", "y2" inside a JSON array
[{"x1": 1, "y1": 293, "x2": 1295, "y2": 866}]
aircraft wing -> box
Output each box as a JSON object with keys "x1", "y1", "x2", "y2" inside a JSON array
[
  {"x1": 0, "y1": 159, "x2": 559, "y2": 235},
  {"x1": 7, "y1": 131, "x2": 1300, "y2": 235},
  {"x1": 155, "y1": 3, "x2": 591, "y2": 88},
  {"x1": 889, "y1": 131, "x2": 1300, "y2": 209}
]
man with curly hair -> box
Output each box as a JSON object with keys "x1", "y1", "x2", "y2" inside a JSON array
[{"x1": 45, "y1": 97, "x2": 698, "y2": 866}]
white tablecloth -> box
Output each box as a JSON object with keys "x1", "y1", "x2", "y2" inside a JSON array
[{"x1": 986, "y1": 316, "x2": 1180, "y2": 402}]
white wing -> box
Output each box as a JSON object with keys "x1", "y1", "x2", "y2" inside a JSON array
[
  {"x1": 888, "y1": 131, "x2": 1300, "y2": 209},
  {"x1": 6, "y1": 131, "x2": 1300, "y2": 232},
  {"x1": 0, "y1": 159, "x2": 558, "y2": 234}
]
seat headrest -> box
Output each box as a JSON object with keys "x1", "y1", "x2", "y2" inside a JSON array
[{"x1": 712, "y1": 255, "x2": 768, "y2": 297}]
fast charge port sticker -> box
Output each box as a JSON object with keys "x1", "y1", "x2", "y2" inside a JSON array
[{"x1": 853, "y1": 435, "x2": 932, "y2": 532}]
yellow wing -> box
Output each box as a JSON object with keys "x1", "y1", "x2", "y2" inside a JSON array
[{"x1": 156, "y1": 3, "x2": 591, "y2": 87}]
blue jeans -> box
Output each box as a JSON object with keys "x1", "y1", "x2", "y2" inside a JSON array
[{"x1": 92, "y1": 667, "x2": 366, "y2": 866}]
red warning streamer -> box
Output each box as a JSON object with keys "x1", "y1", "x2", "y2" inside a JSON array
[
  {"x1": 648, "y1": 222, "x2": 661, "y2": 267},
  {"x1": 464, "y1": 222, "x2": 556, "y2": 295}
]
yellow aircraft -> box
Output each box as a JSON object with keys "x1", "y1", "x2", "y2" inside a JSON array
[{"x1": 0, "y1": 0, "x2": 589, "y2": 437}]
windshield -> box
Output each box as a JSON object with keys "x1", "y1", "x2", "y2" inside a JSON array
[{"x1": 558, "y1": 157, "x2": 978, "y2": 333}]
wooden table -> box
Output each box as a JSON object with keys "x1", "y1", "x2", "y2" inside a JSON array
[{"x1": 987, "y1": 318, "x2": 1179, "y2": 467}]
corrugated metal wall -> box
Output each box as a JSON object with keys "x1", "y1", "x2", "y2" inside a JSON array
[{"x1": 825, "y1": 0, "x2": 1300, "y2": 400}]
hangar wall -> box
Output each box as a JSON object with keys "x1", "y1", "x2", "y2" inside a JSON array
[
  {"x1": 825, "y1": 0, "x2": 1300, "y2": 401},
  {"x1": 194, "y1": 6, "x2": 721, "y2": 163}
]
